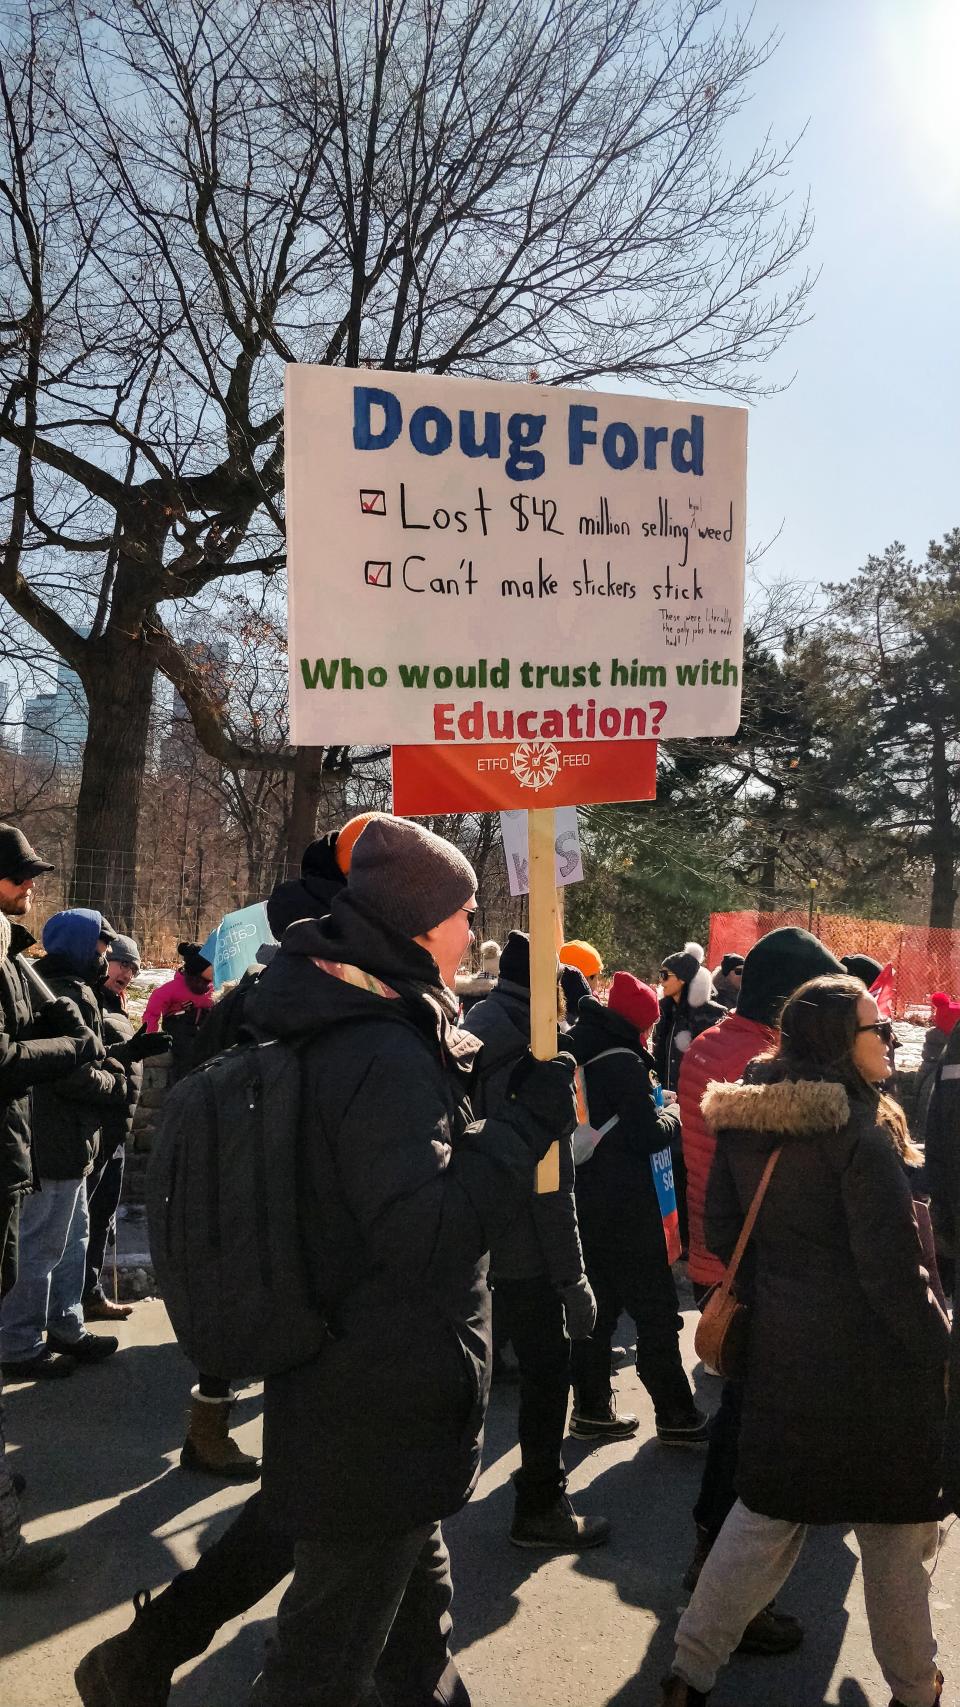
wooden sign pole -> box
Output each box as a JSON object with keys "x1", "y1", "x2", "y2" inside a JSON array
[{"x1": 528, "y1": 808, "x2": 560, "y2": 1193}]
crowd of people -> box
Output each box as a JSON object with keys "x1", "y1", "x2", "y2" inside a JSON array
[{"x1": 0, "y1": 812, "x2": 958, "y2": 1707}]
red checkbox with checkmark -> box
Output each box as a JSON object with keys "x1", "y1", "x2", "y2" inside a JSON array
[
  {"x1": 360, "y1": 489, "x2": 387, "y2": 515},
  {"x1": 364, "y1": 560, "x2": 392, "y2": 588}
]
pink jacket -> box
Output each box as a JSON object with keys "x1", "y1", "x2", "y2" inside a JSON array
[{"x1": 143, "y1": 969, "x2": 215, "y2": 1033}]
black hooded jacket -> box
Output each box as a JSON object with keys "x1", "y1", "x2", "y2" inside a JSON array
[
  {"x1": 704, "y1": 1064, "x2": 949, "y2": 1523},
  {"x1": 566, "y1": 998, "x2": 680, "y2": 1253},
  {"x1": 243, "y1": 893, "x2": 545, "y2": 1539},
  {"x1": 0, "y1": 926, "x2": 99, "y2": 1191},
  {"x1": 926, "y1": 1021, "x2": 960, "y2": 1510}
]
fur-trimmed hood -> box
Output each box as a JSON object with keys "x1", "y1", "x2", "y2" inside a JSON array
[{"x1": 702, "y1": 1076, "x2": 850, "y2": 1136}]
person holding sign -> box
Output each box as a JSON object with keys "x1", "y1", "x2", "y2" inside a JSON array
[
  {"x1": 567, "y1": 975, "x2": 709, "y2": 1446},
  {"x1": 231, "y1": 818, "x2": 575, "y2": 1707}
]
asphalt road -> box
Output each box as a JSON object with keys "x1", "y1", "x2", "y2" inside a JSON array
[{"x1": 2, "y1": 1296, "x2": 956, "y2": 1707}]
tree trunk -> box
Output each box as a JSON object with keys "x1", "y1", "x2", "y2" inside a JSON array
[
  {"x1": 70, "y1": 638, "x2": 156, "y2": 929},
  {"x1": 285, "y1": 748, "x2": 350, "y2": 870},
  {"x1": 285, "y1": 747, "x2": 328, "y2": 871},
  {"x1": 928, "y1": 723, "x2": 957, "y2": 929}
]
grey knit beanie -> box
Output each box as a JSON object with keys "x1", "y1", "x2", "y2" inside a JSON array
[{"x1": 348, "y1": 817, "x2": 477, "y2": 937}]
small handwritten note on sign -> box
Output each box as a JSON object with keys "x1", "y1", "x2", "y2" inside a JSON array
[{"x1": 286, "y1": 367, "x2": 746, "y2": 747}]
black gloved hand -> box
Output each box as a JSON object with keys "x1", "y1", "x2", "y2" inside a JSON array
[
  {"x1": 559, "y1": 1276, "x2": 598, "y2": 1340},
  {"x1": 505, "y1": 1050, "x2": 578, "y2": 1159},
  {"x1": 128, "y1": 1030, "x2": 173, "y2": 1063}
]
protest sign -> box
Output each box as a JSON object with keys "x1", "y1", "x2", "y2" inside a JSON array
[
  {"x1": 286, "y1": 366, "x2": 746, "y2": 750},
  {"x1": 499, "y1": 808, "x2": 583, "y2": 898},
  {"x1": 201, "y1": 902, "x2": 274, "y2": 990},
  {"x1": 391, "y1": 736, "x2": 657, "y2": 812},
  {"x1": 285, "y1": 365, "x2": 747, "y2": 1194}
]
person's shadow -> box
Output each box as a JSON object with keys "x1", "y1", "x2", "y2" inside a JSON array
[
  {"x1": 445, "y1": 1420, "x2": 865, "y2": 1707},
  {"x1": 1, "y1": 1338, "x2": 263, "y2": 1660}
]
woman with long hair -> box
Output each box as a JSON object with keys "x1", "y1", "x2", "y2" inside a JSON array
[{"x1": 660, "y1": 974, "x2": 950, "y2": 1707}]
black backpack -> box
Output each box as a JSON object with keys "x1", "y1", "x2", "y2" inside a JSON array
[{"x1": 146, "y1": 1035, "x2": 328, "y2": 1380}]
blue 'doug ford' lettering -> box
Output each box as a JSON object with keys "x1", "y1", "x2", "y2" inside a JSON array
[{"x1": 352, "y1": 386, "x2": 705, "y2": 484}]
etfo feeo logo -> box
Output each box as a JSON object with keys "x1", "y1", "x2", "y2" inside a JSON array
[{"x1": 511, "y1": 740, "x2": 561, "y2": 791}]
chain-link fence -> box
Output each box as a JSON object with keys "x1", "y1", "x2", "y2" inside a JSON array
[
  {"x1": 27, "y1": 849, "x2": 295, "y2": 965},
  {"x1": 25, "y1": 836, "x2": 528, "y2": 969},
  {"x1": 707, "y1": 908, "x2": 960, "y2": 1019}
]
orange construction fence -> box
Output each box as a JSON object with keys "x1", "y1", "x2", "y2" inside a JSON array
[{"x1": 707, "y1": 910, "x2": 960, "y2": 1020}]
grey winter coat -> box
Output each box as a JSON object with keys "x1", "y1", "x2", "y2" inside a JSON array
[
  {"x1": 466, "y1": 981, "x2": 583, "y2": 1287},
  {"x1": 704, "y1": 1071, "x2": 950, "y2": 1524}
]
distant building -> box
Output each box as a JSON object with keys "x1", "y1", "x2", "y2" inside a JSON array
[
  {"x1": 20, "y1": 661, "x2": 88, "y2": 769},
  {"x1": 0, "y1": 678, "x2": 11, "y2": 748},
  {"x1": 163, "y1": 639, "x2": 230, "y2": 769}
]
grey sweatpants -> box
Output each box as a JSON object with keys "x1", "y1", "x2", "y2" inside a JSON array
[{"x1": 674, "y1": 1497, "x2": 940, "y2": 1707}]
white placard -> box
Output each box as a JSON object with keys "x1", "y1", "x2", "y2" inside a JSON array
[
  {"x1": 500, "y1": 808, "x2": 584, "y2": 897},
  {"x1": 286, "y1": 367, "x2": 746, "y2": 746}
]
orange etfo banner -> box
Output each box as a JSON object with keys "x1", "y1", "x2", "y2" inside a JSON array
[{"x1": 392, "y1": 737, "x2": 657, "y2": 813}]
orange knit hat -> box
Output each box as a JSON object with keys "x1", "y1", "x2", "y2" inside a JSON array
[
  {"x1": 559, "y1": 939, "x2": 603, "y2": 978},
  {"x1": 335, "y1": 812, "x2": 388, "y2": 874}
]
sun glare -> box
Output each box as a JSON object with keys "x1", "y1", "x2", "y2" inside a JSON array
[{"x1": 878, "y1": 0, "x2": 960, "y2": 212}]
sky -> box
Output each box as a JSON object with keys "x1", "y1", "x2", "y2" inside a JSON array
[{"x1": 714, "y1": 0, "x2": 960, "y2": 587}]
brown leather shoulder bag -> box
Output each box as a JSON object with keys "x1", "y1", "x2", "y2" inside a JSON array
[{"x1": 694, "y1": 1146, "x2": 782, "y2": 1381}]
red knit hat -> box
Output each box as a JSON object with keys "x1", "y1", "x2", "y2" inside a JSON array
[
  {"x1": 931, "y1": 992, "x2": 960, "y2": 1035},
  {"x1": 607, "y1": 972, "x2": 660, "y2": 1040}
]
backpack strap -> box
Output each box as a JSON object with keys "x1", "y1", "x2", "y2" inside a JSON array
[{"x1": 575, "y1": 1047, "x2": 638, "y2": 1140}]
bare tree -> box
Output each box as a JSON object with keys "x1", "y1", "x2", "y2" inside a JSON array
[{"x1": 0, "y1": 0, "x2": 813, "y2": 918}]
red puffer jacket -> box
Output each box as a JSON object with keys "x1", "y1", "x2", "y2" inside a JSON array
[{"x1": 678, "y1": 1012, "x2": 777, "y2": 1286}]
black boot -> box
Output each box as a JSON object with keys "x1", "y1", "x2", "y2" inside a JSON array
[
  {"x1": 510, "y1": 1491, "x2": 610, "y2": 1551},
  {"x1": 74, "y1": 1592, "x2": 174, "y2": 1707},
  {"x1": 659, "y1": 1677, "x2": 710, "y2": 1705},
  {"x1": 569, "y1": 1392, "x2": 639, "y2": 1439}
]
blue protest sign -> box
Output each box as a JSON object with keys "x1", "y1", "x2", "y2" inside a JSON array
[{"x1": 203, "y1": 902, "x2": 274, "y2": 989}]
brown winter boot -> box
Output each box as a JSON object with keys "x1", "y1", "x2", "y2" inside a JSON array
[{"x1": 179, "y1": 1388, "x2": 260, "y2": 1480}]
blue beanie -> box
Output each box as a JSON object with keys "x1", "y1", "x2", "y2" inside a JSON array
[{"x1": 41, "y1": 908, "x2": 106, "y2": 970}]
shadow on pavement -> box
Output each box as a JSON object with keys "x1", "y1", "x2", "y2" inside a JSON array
[{"x1": 1, "y1": 1337, "x2": 260, "y2": 1662}]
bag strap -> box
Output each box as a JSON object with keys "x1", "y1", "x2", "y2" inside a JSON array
[
  {"x1": 717, "y1": 1147, "x2": 782, "y2": 1299},
  {"x1": 576, "y1": 1048, "x2": 635, "y2": 1133}
]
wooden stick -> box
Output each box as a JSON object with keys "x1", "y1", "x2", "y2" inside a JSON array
[{"x1": 528, "y1": 808, "x2": 560, "y2": 1193}]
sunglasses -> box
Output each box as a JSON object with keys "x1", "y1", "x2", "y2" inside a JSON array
[
  {"x1": 461, "y1": 909, "x2": 477, "y2": 924},
  {"x1": 857, "y1": 1020, "x2": 896, "y2": 1045}
]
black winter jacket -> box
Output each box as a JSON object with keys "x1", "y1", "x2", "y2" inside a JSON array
[
  {"x1": 99, "y1": 987, "x2": 143, "y2": 1157},
  {"x1": 653, "y1": 992, "x2": 725, "y2": 1093},
  {"x1": 466, "y1": 981, "x2": 583, "y2": 1287},
  {"x1": 566, "y1": 999, "x2": 680, "y2": 1258},
  {"x1": 31, "y1": 955, "x2": 126, "y2": 1180},
  {"x1": 0, "y1": 927, "x2": 97, "y2": 1192},
  {"x1": 704, "y1": 1069, "x2": 950, "y2": 1524},
  {"x1": 926, "y1": 1022, "x2": 960, "y2": 1509},
  {"x1": 243, "y1": 897, "x2": 545, "y2": 1540}
]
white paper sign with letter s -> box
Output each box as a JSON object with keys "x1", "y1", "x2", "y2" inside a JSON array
[{"x1": 500, "y1": 808, "x2": 584, "y2": 897}]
